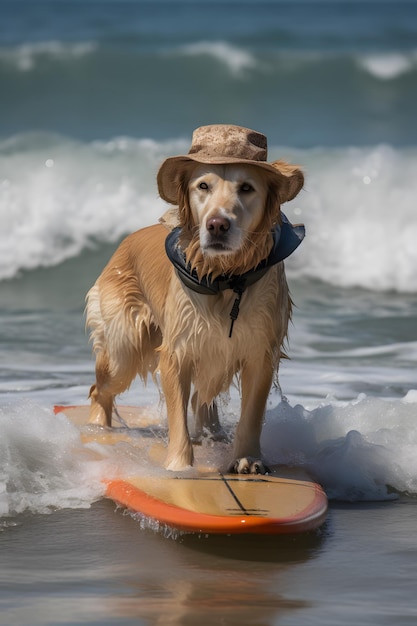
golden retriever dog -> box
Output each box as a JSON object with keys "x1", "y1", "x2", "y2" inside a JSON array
[{"x1": 86, "y1": 125, "x2": 304, "y2": 473}]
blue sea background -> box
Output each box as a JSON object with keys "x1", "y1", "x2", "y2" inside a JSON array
[{"x1": 1, "y1": 2, "x2": 417, "y2": 625}]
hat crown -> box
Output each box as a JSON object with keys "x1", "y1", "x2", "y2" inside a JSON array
[{"x1": 188, "y1": 125, "x2": 268, "y2": 162}]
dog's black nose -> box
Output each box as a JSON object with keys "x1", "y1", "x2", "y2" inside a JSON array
[{"x1": 206, "y1": 216, "x2": 231, "y2": 235}]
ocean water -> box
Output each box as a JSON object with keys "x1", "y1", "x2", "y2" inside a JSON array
[{"x1": 1, "y1": 1, "x2": 417, "y2": 625}]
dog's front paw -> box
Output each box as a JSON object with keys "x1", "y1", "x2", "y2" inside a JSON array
[{"x1": 228, "y1": 457, "x2": 270, "y2": 475}]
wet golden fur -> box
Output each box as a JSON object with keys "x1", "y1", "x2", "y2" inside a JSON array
[{"x1": 86, "y1": 161, "x2": 304, "y2": 472}]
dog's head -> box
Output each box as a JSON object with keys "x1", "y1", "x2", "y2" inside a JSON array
[{"x1": 176, "y1": 160, "x2": 304, "y2": 277}]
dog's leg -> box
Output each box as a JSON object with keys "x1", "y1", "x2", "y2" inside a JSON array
[
  {"x1": 87, "y1": 327, "x2": 143, "y2": 427},
  {"x1": 230, "y1": 356, "x2": 274, "y2": 474},
  {"x1": 88, "y1": 383, "x2": 113, "y2": 427},
  {"x1": 87, "y1": 347, "x2": 116, "y2": 426},
  {"x1": 191, "y1": 392, "x2": 228, "y2": 442},
  {"x1": 160, "y1": 350, "x2": 194, "y2": 471}
]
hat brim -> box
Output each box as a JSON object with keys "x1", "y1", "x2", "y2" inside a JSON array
[{"x1": 157, "y1": 154, "x2": 284, "y2": 205}]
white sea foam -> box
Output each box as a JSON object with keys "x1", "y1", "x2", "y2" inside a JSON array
[
  {"x1": 174, "y1": 41, "x2": 258, "y2": 76},
  {"x1": 1, "y1": 134, "x2": 417, "y2": 292},
  {"x1": 0, "y1": 392, "x2": 416, "y2": 518},
  {"x1": 0, "y1": 41, "x2": 97, "y2": 72},
  {"x1": 358, "y1": 51, "x2": 417, "y2": 80},
  {"x1": 0, "y1": 134, "x2": 171, "y2": 279},
  {"x1": 0, "y1": 401, "x2": 105, "y2": 516},
  {"x1": 262, "y1": 393, "x2": 417, "y2": 501},
  {"x1": 282, "y1": 143, "x2": 417, "y2": 292}
]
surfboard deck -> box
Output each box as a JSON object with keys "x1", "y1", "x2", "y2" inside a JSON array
[{"x1": 54, "y1": 404, "x2": 328, "y2": 535}]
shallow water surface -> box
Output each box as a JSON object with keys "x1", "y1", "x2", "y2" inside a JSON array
[{"x1": 1, "y1": 499, "x2": 417, "y2": 626}]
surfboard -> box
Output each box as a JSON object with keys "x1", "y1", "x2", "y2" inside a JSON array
[{"x1": 54, "y1": 405, "x2": 328, "y2": 535}]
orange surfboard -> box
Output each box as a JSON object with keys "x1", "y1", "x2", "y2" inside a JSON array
[{"x1": 54, "y1": 405, "x2": 327, "y2": 535}]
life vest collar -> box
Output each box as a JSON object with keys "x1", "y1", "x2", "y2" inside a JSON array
[
  {"x1": 165, "y1": 213, "x2": 305, "y2": 295},
  {"x1": 165, "y1": 213, "x2": 305, "y2": 336}
]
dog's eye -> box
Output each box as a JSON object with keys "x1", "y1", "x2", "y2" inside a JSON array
[
  {"x1": 198, "y1": 181, "x2": 209, "y2": 190},
  {"x1": 240, "y1": 182, "x2": 254, "y2": 193}
]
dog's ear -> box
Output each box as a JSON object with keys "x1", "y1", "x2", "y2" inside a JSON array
[
  {"x1": 271, "y1": 160, "x2": 304, "y2": 203},
  {"x1": 176, "y1": 172, "x2": 193, "y2": 230}
]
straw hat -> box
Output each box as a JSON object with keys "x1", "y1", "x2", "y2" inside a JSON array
[{"x1": 157, "y1": 124, "x2": 290, "y2": 205}]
